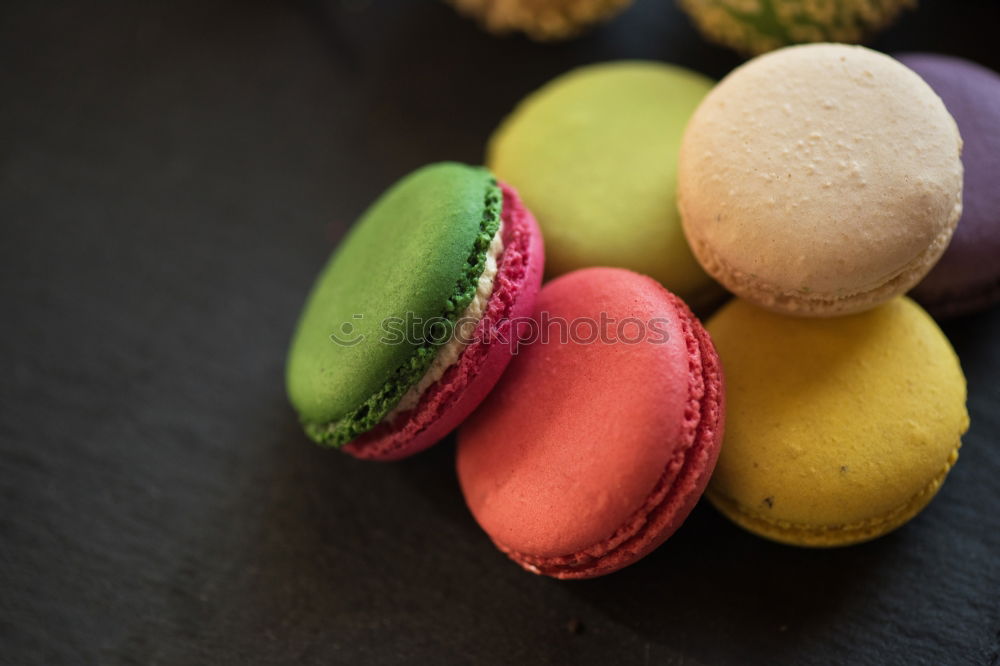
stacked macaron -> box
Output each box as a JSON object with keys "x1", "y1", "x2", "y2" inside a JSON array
[
  {"x1": 677, "y1": 43, "x2": 971, "y2": 546},
  {"x1": 286, "y1": 40, "x2": 988, "y2": 578},
  {"x1": 679, "y1": 44, "x2": 963, "y2": 316}
]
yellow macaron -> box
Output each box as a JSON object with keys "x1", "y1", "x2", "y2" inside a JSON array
[{"x1": 705, "y1": 297, "x2": 969, "y2": 547}]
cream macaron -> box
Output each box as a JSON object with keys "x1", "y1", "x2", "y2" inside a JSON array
[{"x1": 679, "y1": 44, "x2": 963, "y2": 317}]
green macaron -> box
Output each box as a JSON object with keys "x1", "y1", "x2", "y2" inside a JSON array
[
  {"x1": 488, "y1": 61, "x2": 721, "y2": 309},
  {"x1": 286, "y1": 163, "x2": 501, "y2": 448}
]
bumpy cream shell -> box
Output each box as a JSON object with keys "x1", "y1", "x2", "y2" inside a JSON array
[{"x1": 678, "y1": 44, "x2": 963, "y2": 316}]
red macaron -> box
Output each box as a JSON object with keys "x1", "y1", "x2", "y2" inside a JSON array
[{"x1": 457, "y1": 267, "x2": 725, "y2": 578}]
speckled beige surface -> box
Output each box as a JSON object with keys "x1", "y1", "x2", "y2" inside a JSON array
[
  {"x1": 445, "y1": 0, "x2": 631, "y2": 40},
  {"x1": 679, "y1": 43, "x2": 963, "y2": 316}
]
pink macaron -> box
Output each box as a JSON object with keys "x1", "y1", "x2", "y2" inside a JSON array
[{"x1": 457, "y1": 268, "x2": 725, "y2": 578}]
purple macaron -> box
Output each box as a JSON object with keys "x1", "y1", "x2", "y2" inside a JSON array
[{"x1": 897, "y1": 53, "x2": 1000, "y2": 317}]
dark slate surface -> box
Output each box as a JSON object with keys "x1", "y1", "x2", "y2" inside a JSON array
[{"x1": 2, "y1": 1, "x2": 999, "y2": 664}]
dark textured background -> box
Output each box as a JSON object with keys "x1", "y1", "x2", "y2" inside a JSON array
[{"x1": 2, "y1": 1, "x2": 999, "y2": 664}]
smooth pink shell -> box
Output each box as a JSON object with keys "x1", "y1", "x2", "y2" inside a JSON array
[{"x1": 457, "y1": 268, "x2": 724, "y2": 578}]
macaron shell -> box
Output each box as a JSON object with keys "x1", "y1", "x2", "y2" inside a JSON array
[
  {"x1": 679, "y1": 44, "x2": 963, "y2": 316},
  {"x1": 705, "y1": 297, "x2": 968, "y2": 547},
  {"x1": 489, "y1": 62, "x2": 721, "y2": 308},
  {"x1": 899, "y1": 54, "x2": 1000, "y2": 317},
  {"x1": 499, "y1": 304, "x2": 724, "y2": 577},
  {"x1": 286, "y1": 162, "x2": 501, "y2": 436},
  {"x1": 344, "y1": 183, "x2": 544, "y2": 460},
  {"x1": 707, "y1": 455, "x2": 957, "y2": 547},
  {"x1": 457, "y1": 268, "x2": 724, "y2": 577}
]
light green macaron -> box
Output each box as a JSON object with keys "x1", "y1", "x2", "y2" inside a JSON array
[{"x1": 488, "y1": 61, "x2": 721, "y2": 309}]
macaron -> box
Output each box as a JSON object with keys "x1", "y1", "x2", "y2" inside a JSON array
[
  {"x1": 446, "y1": 0, "x2": 632, "y2": 41},
  {"x1": 286, "y1": 162, "x2": 544, "y2": 461},
  {"x1": 897, "y1": 54, "x2": 1000, "y2": 317},
  {"x1": 457, "y1": 268, "x2": 724, "y2": 578},
  {"x1": 679, "y1": 44, "x2": 964, "y2": 317},
  {"x1": 488, "y1": 62, "x2": 722, "y2": 310},
  {"x1": 678, "y1": 0, "x2": 915, "y2": 55},
  {"x1": 706, "y1": 297, "x2": 969, "y2": 547}
]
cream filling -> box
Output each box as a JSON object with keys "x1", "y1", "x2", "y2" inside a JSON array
[{"x1": 384, "y1": 221, "x2": 504, "y2": 422}]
